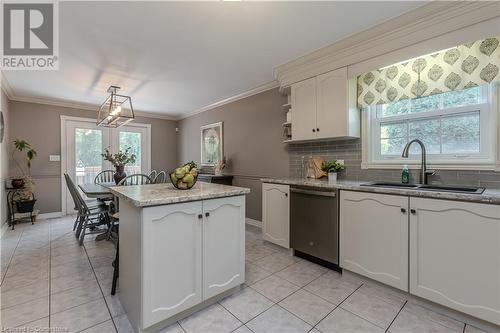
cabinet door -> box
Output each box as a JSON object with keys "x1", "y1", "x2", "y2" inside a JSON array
[
  {"x1": 340, "y1": 191, "x2": 409, "y2": 291},
  {"x1": 291, "y1": 77, "x2": 317, "y2": 141},
  {"x1": 262, "y1": 183, "x2": 290, "y2": 248},
  {"x1": 316, "y1": 67, "x2": 348, "y2": 139},
  {"x1": 142, "y1": 201, "x2": 203, "y2": 327},
  {"x1": 410, "y1": 198, "x2": 500, "y2": 325},
  {"x1": 202, "y1": 196, "x2": 245, "y2": 300}
]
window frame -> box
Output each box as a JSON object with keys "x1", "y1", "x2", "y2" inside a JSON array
[{"x1": 362, "y1": 84, "x2": 498, "y2": 170}]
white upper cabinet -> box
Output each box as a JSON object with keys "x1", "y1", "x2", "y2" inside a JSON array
[
  {"x1": 409, "y1": 197, "x2": 500, "y2": 325},
  {"x1": 291, "y1": 77, "x2": 317, "y2": 141},
  {"x1": 316, "y1": 68, "x2": 359, "y2": 139},
  {"x1": 262, "y1": 183, "x2": 290, "y2": 248},
  {"x1": 290, "y1": 67, "x2": 359, "y2": 141},
  {"x1": 340, "y1": 191, "x2": 409, "y2": 291}
]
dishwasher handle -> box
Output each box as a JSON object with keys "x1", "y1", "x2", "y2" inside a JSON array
[{"x1": 290, "y1": 187, "x2": 336, "y2": 197}]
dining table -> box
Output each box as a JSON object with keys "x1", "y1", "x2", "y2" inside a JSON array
[
  {"x1": 78, "y1": 182, "x2": 115, "y2": 200},
  {"x1": 78, "y1": 182, "x2": 117, "y2": 241}
]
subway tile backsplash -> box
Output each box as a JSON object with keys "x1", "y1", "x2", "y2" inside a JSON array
[{"x1": 288, "y1": 139, "x2": 500, "y2": 189}]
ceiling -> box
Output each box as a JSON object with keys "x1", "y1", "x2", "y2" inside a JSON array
[{"x1": 3, "y1": 1, "x2": 425, "y2": 118}]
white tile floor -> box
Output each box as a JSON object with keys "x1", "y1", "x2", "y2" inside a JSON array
[{"x1": 0, "y1": 216, "x2": 495, "y2": 333}]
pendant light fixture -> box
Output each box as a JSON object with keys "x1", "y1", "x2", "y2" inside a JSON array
[{"x1": 96, "y1": 85, "x2": 135, "y2": 128}]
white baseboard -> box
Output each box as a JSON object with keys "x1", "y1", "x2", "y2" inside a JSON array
[
  {"x1": 38, "y1": 212, "x2": 64, "y2": 220},
  {"x1": 245, "y1": 218, "x2": 262, "y2": 229}
]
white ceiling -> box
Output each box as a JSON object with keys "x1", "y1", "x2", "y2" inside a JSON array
[{"x1": 3, "y1": 1, "x2": 425, "y2": 118}]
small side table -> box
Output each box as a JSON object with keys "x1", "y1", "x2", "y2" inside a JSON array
[{"x1": 5, "y1": 187, "x2": 39, "y2": 230}]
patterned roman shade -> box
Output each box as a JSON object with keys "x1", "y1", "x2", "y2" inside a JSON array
[{"x1": 357, "y1": 36, "x2": 500, "y2": 108}]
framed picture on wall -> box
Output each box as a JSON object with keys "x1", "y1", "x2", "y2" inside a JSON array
[{"x1": 200, "y1": 122, "x2": 223, "y2": 166}]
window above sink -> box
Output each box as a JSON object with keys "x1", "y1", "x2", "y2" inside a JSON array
[{"x1": 362, "y1": 84, "x2": 498, "y2": 170}]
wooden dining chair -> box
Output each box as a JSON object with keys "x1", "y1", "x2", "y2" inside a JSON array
[
  {"x1": 118, "y1": 174, "x2": 152, "y2": 186},
  {"x1": 64, "y1": 174, "x2": 111, "y2": 245},
  {"x1": 153, "y1": 171, "x2": 167, "y2": 184},
  {"x1": 94, "y1": 170, "x2": 115, "y2": 184},
  {"x1": 148, "y1": 170, "x2": 157, "y2": 181}
]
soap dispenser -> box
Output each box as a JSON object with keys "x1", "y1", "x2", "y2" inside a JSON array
[{"x1": 402, "y1": 164, "x2": 410, "y2": 184}]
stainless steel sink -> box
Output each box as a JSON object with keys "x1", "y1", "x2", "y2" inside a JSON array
[
  {"x1": 360, "y1": 182, "x2": 419, "y2": 189},
  {"x1": 418, "y1": 184, "x2": 485, "y2": 194},
  {"x1": 361, "y1": 182, "x2": 485, "y2": 194}
]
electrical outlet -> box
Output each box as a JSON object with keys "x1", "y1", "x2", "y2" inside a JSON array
[{"x1": 49, "y1": 155, "x2": 60, "y2": 162}]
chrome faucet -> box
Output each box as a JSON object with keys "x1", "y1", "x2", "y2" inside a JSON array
[{"x1": 401, "y1": 139, "x2": 435, "y2": 184}]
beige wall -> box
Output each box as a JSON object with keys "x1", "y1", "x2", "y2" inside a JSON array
[
  {"x1": 8, "y1": 100, "x2": 178, "y2": 214},
  {"x1": 177, "y1": 88, "x2": 289, "y2": 221},
  {"x1": 1, "y1": 89, "x2": 10, "y2": 226}
]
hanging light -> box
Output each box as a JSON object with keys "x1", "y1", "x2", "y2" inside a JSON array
[{"x1": 96, "y1": 85, "x2": 135, "y2": 128}]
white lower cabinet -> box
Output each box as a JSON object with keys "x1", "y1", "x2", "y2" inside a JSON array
[
  {"x1": 203, "y1": 196, "x2": 245, "y2": 299},
  {"x1": 340, "y1": 191, "x2": 409, "y2": 291},
  {"x1": 140, "y1": 196, "x2": 245, "y2": 328},
  {"x1": 142, "y1": 201, "x2": 203, "y2": 327},
  {"x1": 262, "y1": 183, "x2": 290, "y2": 248},
  {"x1": 409, "y1": 197, "x2": 500, "y2": 325}
]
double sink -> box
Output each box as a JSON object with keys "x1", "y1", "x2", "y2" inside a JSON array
[{"x1": 361, "y1": 182, "x2": 485, "y2": 194}]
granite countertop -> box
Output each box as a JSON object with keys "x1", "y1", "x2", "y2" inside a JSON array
[
  {"x1": 261, "y1": 177, "x2": 500, "y2": 205},
  {"x1": 109, "y1": 182, "x2": 250, "y2": 207}
]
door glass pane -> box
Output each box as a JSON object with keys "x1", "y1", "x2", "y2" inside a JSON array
[
  {"x1": 75, "y1": 128, "x2": 103, "y2": 186},
  {"x1": 119, "y1": 131, "x2": 142, "y2": 174}
]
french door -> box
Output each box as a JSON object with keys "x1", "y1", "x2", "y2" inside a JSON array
[{"x1": 62, "y1": 117, "x2": 150, "y2": 214}]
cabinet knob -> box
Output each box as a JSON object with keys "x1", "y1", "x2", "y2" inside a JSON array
[
  {"x1": 410, "y1": 209, "x2": 416, "y2": 215},
  {"x1": 198, "y1": 214, "x2": 203, "y2": 219},
  {"x1": 312, "y1": 129, "x2": 316, "y2": 132},
  {"x1": 401, "y1": 208, "x2": 407, "y2": 214},
  {"x1": 309, "y1": 241, "x2": 314, "y2": 247},
  {"x1": 205, "y1": 212, "x2": 210, "y2": 217},
  {"x1": 285, "y1": 193, "x2": 288, "y2": 197},
  {"x1": 316, "y1": 128, "x2": 320, "y2": 132}
]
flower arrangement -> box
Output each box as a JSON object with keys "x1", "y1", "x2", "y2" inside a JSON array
[
  {"x1": 101, "y1": 147, "x2": 136, "y2": 167},
  {"x1": 321, "y1": 160, "x2": 345, "y2": 173}
]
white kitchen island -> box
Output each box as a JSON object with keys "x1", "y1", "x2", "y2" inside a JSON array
[{"x1": 109, "y1": 182, "x2": 250, "y2": 333}]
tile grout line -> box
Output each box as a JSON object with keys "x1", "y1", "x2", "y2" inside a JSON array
[
  {"x1": 310, "y1": 282, "x2": 365, "y2": 332},
  {"x1": 0, "y1": 225, "x2": 25, "y2": 286},
  {"x1": 385, "y1": 300, "x2": 408, "y2": 333},
  {"x1": 82, "y1": 242, "x2": 119, "y2": 333}
]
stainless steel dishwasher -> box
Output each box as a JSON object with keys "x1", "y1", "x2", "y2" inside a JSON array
[{"x1": 290, "y1": 186, "x2": 340, "y2": 271}]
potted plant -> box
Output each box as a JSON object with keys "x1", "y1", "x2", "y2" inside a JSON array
[
  {"x1": 321, "y1": 160, "x2": 345, "y2": 183},
  {"x1": 101, "y1": 147, "x2": 137, "y2": 184},
  {"x1": 11, "y1": 139, "x2": 37, "y2": 212}
]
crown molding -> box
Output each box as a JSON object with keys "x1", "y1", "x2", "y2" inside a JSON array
[
  {"x1": 274, "y1": 1, "x2": 500, "y2": 87},
  {"x1": 178, "y1": 80, "x2": 279, "y2": 120},
  {"x1": 2, "y1": 77, "x2": 178, "y2": 121}
]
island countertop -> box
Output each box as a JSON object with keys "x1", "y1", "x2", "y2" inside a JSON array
[{"x1": 109, "y1": 182, "x2": 250, "y2": 207}]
